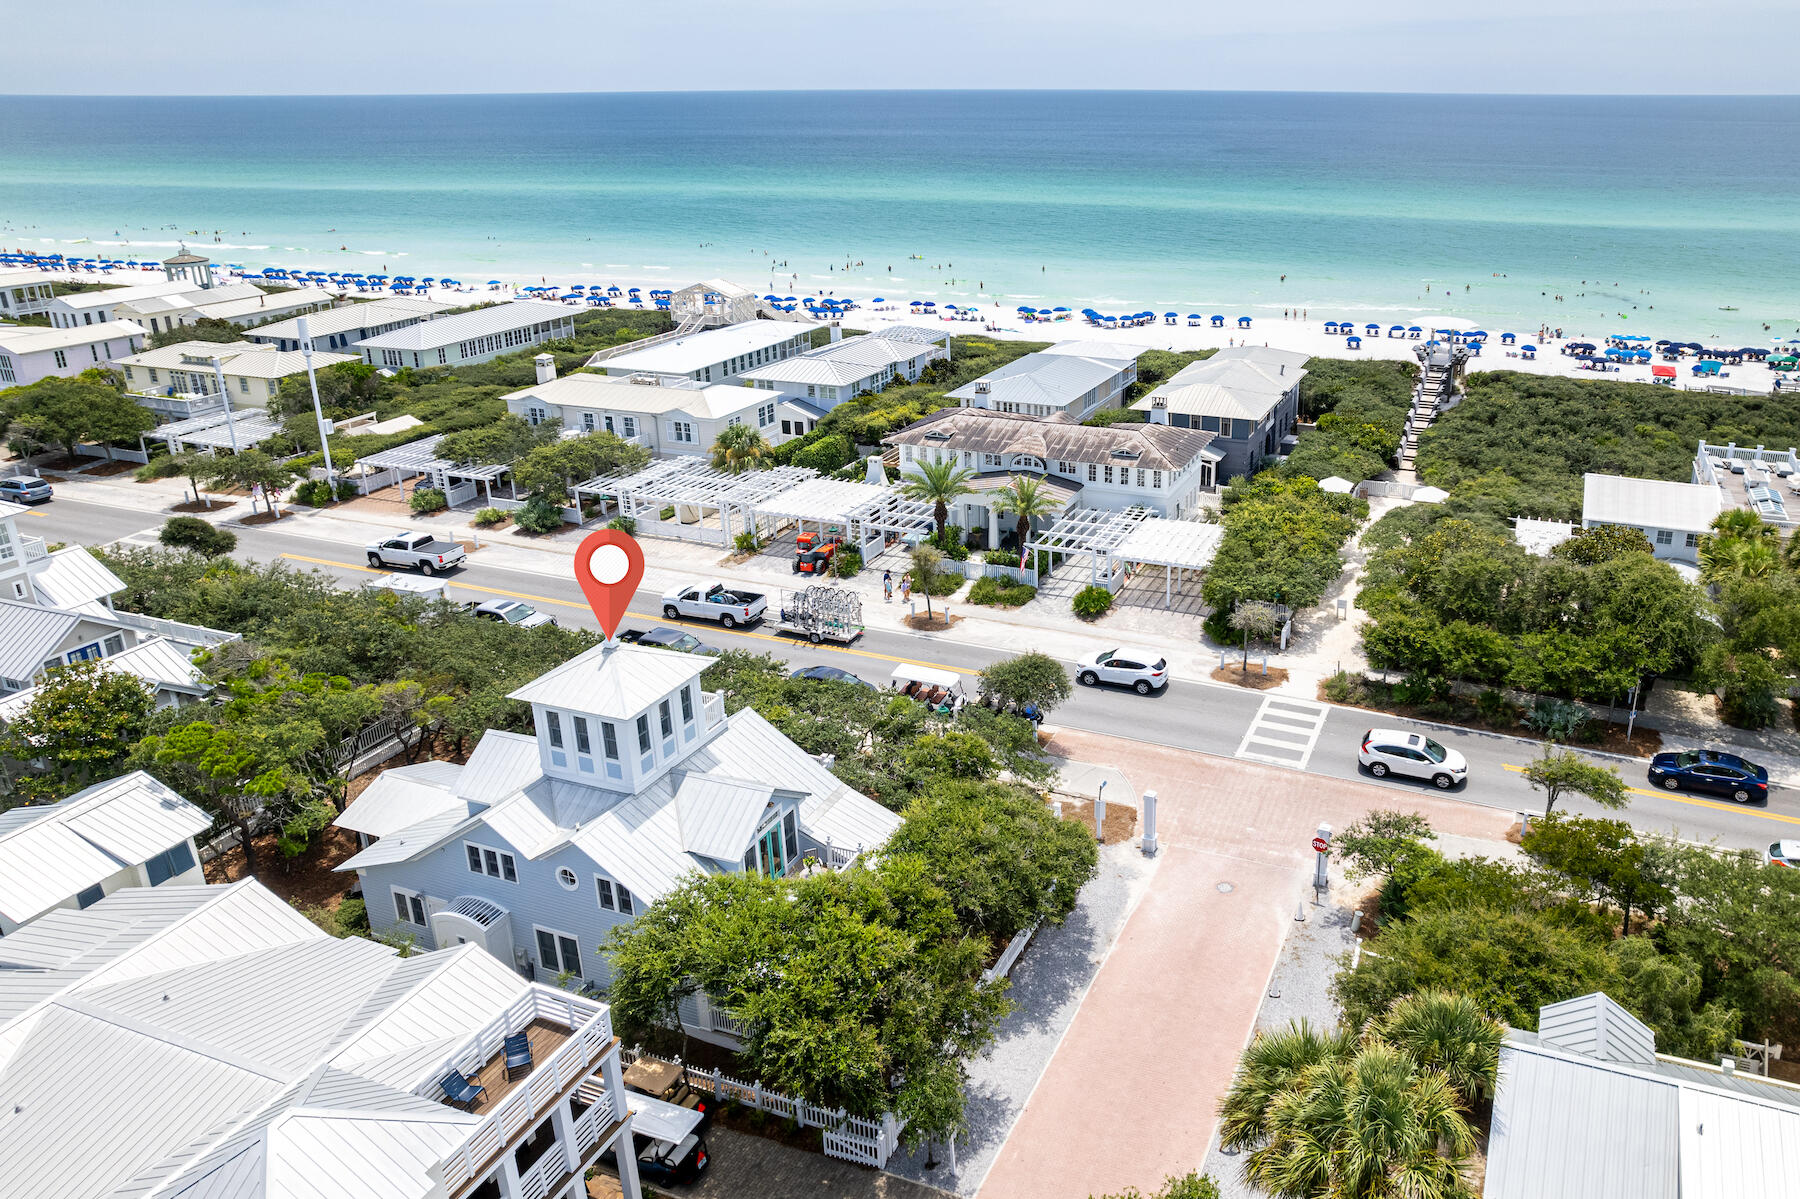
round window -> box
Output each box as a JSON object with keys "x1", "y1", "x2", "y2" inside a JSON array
[{"x1": 557, "y1": 867, "x2": 578, "y2": 890}]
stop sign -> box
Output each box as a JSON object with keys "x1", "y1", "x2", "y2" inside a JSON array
[{"x1": 1311, "y1": 836, "x2": 1330, "y2": 853}]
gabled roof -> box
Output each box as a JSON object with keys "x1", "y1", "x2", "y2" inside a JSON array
[
  {"x1": 118, "y1": 339, "x2": 357, "y2": 379},
  {"x1": 0, "y1": 771, "x2": 212, "y2": 925},
  {"x1": 1583, "y1": 473, "x2": 1724, "y2": 533},
  {"x1": 26, "y1": 544, "x2": 124, "y2": 609},
  {"x1": 0, "y1": 599, "x2": 83, "y2": 679},
  {"x1": 674, "y1": 773, "x2": 776, "y2": 862},
  {"x1": 503, "y1": 370, "x2": 773, "y2": 421},
  {"x1": 601, "y1": 321, "x2": 817, "y2": 375},
  {"x1": 353, "y1": 300, "x2": 569, "y2": 352},
  {"x1": 741, "y1": 329, "x2": 945, "y2": 388},
  {"x1": 0, "y1": 636, "x2": 207, "y2": 725},
  {"x1": 947, "y1": 350, "x2": 1131, "y2": 408},
  {"x1": 886, "y1": 406, "x2": 1220, "y2": 472},
  {"x1": 248, "y1": 297, "x2": 451, "y2": 343},
  {"x1": 334, "y1": 765, "x2": 467, "y2": 839},
  {"x1": 0, "y1": 319, "x2": 143, "y2": 355},
  {"x1": 508, "y1": 642, "x2": 708, "y2": 720},
  {"x1": 1134, "y1": 380, "x2": 1272, "y2": 421}
]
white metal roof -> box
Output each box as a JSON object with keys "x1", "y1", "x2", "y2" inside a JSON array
[
  {"x1": 1583, "y1": 473, "x2": 1724, "y2": 533},
  {"x1": 601, "y1": 321, "x2": 817, "y2": 375},
  {"x1": 741, "y1": 329, "x2": 942, "y2": 388},
  {"x1": 119, "y1": 339, "x2": 357, "y2": 379},
  {"x1": 1036, "y1": 339, "x2": 1145, "y2": 365},
  {"x1": 26, "y1": 545, "x2": 124, "y2": 609},
  {"x1": 249, "y1": 296, "x2": 452, "y2": 342},
  {"x1": 0, "y1": 771, "x2": 212, "y2": 925},
  {"x1": 0, "y1": 636, "x2": 207, "y2": 725},
  {"x1": 333, "y1": 766, "x2": 465, "y2": 838},
  {"x1": 353, "y1": 300, "x2": 570, "y2": 352},
  {"x1": 674, "y1": 772, "x2": 775, "y2": 862},
  {"x1": 0, "y1": 599, "x2": 82, "y2": 679},
  {"x1": 1539, "y1": 992, "x2": 1657, "y2": 1065},
  {"x1": 48, "y1": 279, "x2": 190, "y2": 310},
  {"x1": 505, "y1": 369, "x2": 775, "y2": 420},
  {"x1": 947, "y1": 351, "x2": 1129, "y2": 408},
  {"x1": 0, "y1": 319, "x2": 144, "y2": 355},
  {"x1": 1135, "y1": 380, "x2": 1273, "y2": 421},
  {"x1": 508, "y1": 642, "x2": 708, "y2": 719}
]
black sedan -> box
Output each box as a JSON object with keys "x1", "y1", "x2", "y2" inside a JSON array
[
  {"x1": 620, "y1": 626, "x2": 722, "y2": 656},
  {"x1": 1648, "y1": 749, "x2": 1769, "y2": 804},
  {"x1": 789, "y1": 664, "x2": 876, "y2": 688}
]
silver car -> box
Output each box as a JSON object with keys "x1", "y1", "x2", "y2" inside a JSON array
[
  {"x1": 0, "y1": 475, "x2": 53, "y2": 503},
  {"x1": 469, "y1": 599, "x2": 557, "y2": 628},
  {"x1": 1358, "y1": 728, "x2": 1468, "y2": 790},
  {"x1": 1075, "y1": 648, "x2": 1169, "y2": 695}
]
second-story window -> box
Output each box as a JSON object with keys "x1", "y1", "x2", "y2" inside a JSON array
[
  {"x1": 602, "y1": 721, "x2": 619, "y2": 760},
  {"x1": 636, "y1": 714, "x2": 652, "y2": 754},
  {"x1": 545, "y1": 710, "x2": 563, "y2": 748},
  {"x1": 659, "y1": 699, "x2": 673, "y2": 739},
  {"x1": 574, "y1": 716, "x2": 591, "y2": 755},
  {"x1": 680, "y1": 687, "x2": 694, "y2": 725}
]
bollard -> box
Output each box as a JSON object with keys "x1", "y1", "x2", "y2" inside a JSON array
[
  {"x1": 1141, "y1": 789, "x2": 1159, "y2": 857},
  {"x1": 1350, "y1": 910, "x2": 1363, "y2": 934},
  {"x1": 1094, "y1": 780, "x2": 1107, "y2": 842}
]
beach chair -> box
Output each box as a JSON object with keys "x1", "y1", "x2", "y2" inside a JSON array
[
  {"x1": 439, "y1": 1070, "x2": 486, "y2": 1111},
  {"x1": 504, "y1": 1032, "x2": 534, "y2": 1080}
]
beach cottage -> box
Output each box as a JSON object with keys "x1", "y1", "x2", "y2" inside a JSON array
[
  {"x1": 114, "y1": 282, "x2": 335, "y2": 337},
  {"x1": 1581, "y1": 473, "x2": 1722, "y2": 566},
  {"x1": 246, "y1": 295, "x2": 454, "y2": 352},
  {"x1": 885, "y1": 407, "x2": 1222, "y2": 542},
  {"x1": 948, "y1": 342, "x2": 1142, "y2": 420},
  {"x1": 354, "y1": 299, "x2": 574, "y2": 370},
  {"x1": 741, "y1": 325, "x2": 950, "y2": 410},
  {"x1": 599, "y1": 320, "x2": 817, "y2": 386},
  {"x1": 1132, "y1": 345, "x2": 1308, "y2": 482},
  {"x1": 334, "y1": 640, "x2": 900, "y2": 1039},
  {"x1": 0, "y1": 320, "x2": 144, "y2": 386},
  {"x1": 117, "y1": 340, "x2": 360, "y2": 421},
  {"x1": 0, "y1": 269, "x2": 57, "y2": 318},
  {"x1": 505, "y1": 355, "x2": 813, "y2": 454}
]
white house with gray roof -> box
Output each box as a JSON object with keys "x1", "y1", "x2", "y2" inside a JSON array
[
  {"x1": 0, "y1": 319, "x2": 145, "y2": 386},
  {"x1": 247, "y1": 295, "x2": 455, "y2": 353},
  {"x1": 1133, "y1": 344, "x2": 1309, "y2": 481},
  {"x1": 0, "y1": 877, "x2": 642, "y2": 1199},
  {"x1": 334, "y1": 640, "x2": 900, "y2": 1043},
  {"x1": 949, "y1": 344, "x2": 1140, "y2": 420},
  {"x1": 742, "y1": 326, "x2": 950, "y2": 409},
  {"x1": 0, "y1": 771, "x2": 211, "y2": 934},
  {"x1": 355, "y1": 299, "x2": 575, "y2": 370},
  {"x1": 599, "y1": 319, "x2": 817, "y2": 385},
  {"x1": 1581, "y1": 473, "x2": 1724, "y2": 566},
  {"x1": 1486, "y1": 992, "x2": 1800, "y2": 1199}
]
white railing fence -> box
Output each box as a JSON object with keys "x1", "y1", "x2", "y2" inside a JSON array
[
  {"x1": 618, "y1": 1047, "x2": 905, "y2": 1168},
  {"x1": 445, "y1": 480, "x2": 479, "y2": 507},
  {"x1": 107, "y1": 609, "x2": 242, "y2": 648},
  {"x1": 76, "y1": 443, "x2": 152, "y2": 464},
  {"x1": 331, "y1": 711, "x2": 414, "y2": 769},
  {"x1": 434, "y1": 989, "x2": 615, "y2": 1194}
]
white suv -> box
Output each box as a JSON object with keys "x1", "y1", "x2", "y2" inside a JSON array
[
  {"x1": 1359, "y1": 729, "x2": 1468, "y2": 790},
  {"x1": 1075, "y1": 649, "x2": 1169, "y2": 695}
]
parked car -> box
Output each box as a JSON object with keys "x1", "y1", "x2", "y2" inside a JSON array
[
  {"x1": 661, "y1": 580, "x2": 767, "y2": 628},
  {"x1": 365, "y1": 529, "x2": 467, "y2": 575},
  {"x1": 1648, "y1": 749, "x2": 1768, "y2": 803},
  {"x1": 466, "y1": 598, "x2": 556, "y2": 628},
  {"x1": 790, "y1": 664, "x2": 875, "y2": 688},
  {"x1": 1358, "y1": 729, "x2": 1468, "y2": 790},
  {"x1": 1767, "y1": 840, "x2": 1800, "y2": 869},
  {"x1": 0, "y1": 475, "x2": 52, "y2": 504},
  {"x1": 621, "y1": 626, "x2": 720, "y2": 656},
  {"x1": 1074, "y1": 648, "x2": 1168, "y2": 694}
]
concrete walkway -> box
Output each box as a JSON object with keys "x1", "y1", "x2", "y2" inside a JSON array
[{"x1": 973, "y1": 730, "x2": 1515, "y2": 1199}]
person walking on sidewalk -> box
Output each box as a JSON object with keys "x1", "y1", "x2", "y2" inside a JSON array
[
  {"x1": 883, "y1": 570, "x2": 893, "y2": 602},
  {"x1": 900, "y1": 573, "x2": 912, "y2": 604}
]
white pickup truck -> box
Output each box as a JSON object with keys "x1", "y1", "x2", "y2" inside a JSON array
[
  {"x1": 365, "y1": 529, "x2": 467, "y2": 575},
  {"x1": 661, "y1": 581, "x2": 767, "y2": 629}
]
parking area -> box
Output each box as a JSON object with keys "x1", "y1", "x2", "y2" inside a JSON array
[{"x1": 586, "y1": 1127, "x2": 953, "y2": 1199}]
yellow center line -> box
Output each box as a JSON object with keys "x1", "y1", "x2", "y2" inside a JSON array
[
  {"x1": 1503, "y1": 762, "x2": 1799, "y2": 825},
  {"x1": 278, "y1": 552, "x2": 972, "y2": 675}
]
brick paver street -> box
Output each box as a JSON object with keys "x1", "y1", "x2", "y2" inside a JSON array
[{"x1": 976, "y1": 731, "x2": 1512, "y2": 1199}]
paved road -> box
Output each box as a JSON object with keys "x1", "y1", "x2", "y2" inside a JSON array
[{"x1": 31, "y1": 496, "x2": 1796, "y2": 853}]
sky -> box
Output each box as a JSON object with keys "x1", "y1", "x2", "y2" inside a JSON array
[{"x1": 7, "y1": 0, "x2": 1795, "y2": 96}]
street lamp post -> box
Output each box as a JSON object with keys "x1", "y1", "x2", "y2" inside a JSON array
[
  {"x1": 296, "y1": 316, "x2": 338, "y2": 496},
  {"x1": 205, "y1": 355, "x2": 241, "y2": 452}
]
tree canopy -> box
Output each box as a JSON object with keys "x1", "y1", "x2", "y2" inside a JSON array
[{"x1": 0, "y1": 661, "x2": 156, "y2": 802}]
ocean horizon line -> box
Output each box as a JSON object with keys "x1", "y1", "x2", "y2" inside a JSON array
[{"x1": 3, "y1": 88, "x2": 1799, "y2": 101}]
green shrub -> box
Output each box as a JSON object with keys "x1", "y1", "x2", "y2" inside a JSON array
[
  {"x1": 472, "y1": 507, "x2": 506, "y2": 527},
  {"x1": 831, "y1": 548, "x2": 863, "y2": 578},
  {"x1": 968, "y1": 576, "x2": 1037, "y2": 607},
  {"x1": 793, "y1": 433, "x2": 854, "y2": 472},
  {"x1": 983, "y1": 549, "x2": 1020, "y2": 567},
  {"x1": 733, "y1": 530, "x2": 762, "y2": 554},
  {"x1": 1322, "y1": 670, "x2": 1365, "y2": 704},
  {"x1": 1072, "y1": 584, "x2": 1113, "y2": 621},
  {"x1": 1475, "y1": 688, "x2": 1517, "y2": 724},
  {"x1": 513, "y1": 493, "x2": 565, "y2": 534},
  {"x1": 157, "y1": 516, "x2": 237, "y2": 558},
  {"x1": 607, "y1": 515, "x2": 637, "y2": 536},
  {"x1": 1522, "y1": 697, "x2": 1591, "y2": 741},
  {"x1": 290, "y1": 477, "x2": 343, "y2": 507},
  {"x1": 927, "y1": 527, "x2": 969, "y2": 561},
  {"x1": 921, "y1": 569, "x2": 963, "y2": 597},
  {"x1": 134, "y1": 456, "x2": 183, "y2": 481},
  {"x1": 409, "y1": 487, "x2": 447, "y2": 514},
  {"x1": 1391, "y1": 674, "x2": 1435, "y2": 706}
]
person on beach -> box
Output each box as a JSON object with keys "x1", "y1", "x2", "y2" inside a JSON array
[{"x1": 883, "y1": 570, "x2": 893, "y2": 602}]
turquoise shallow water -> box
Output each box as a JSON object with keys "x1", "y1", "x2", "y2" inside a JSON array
[{"x1": 2, "y1": 91, "x2": 1797, "y2": 343}]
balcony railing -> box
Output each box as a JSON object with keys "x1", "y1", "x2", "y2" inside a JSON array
[
  {"x1": 131, "y1": 389, "x2": 226, "y2": 420},
  {"x1": 432, "y1": 987, "x2": 616, "y2": 1195},
  {"x1": 106, "y1": 609, "x2": 241, "y2": 649},
  {"x1": 20, "y1": 535, "x2": 48, "y2": 563},
  {"x1": 703, "y1": 692, "x2": 726, "y2": 730}
]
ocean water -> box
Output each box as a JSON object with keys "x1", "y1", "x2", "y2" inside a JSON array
[{"x1": 2, "y1": 91, "x2": 1797, "y2": 343}]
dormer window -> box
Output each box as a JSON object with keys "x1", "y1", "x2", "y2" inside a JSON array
[
  {"x1": 636, "y1": 713, "x2": 653, "y2": 768},
  {"x1": 545, "y1": 711, "x2": 563, "y2": 749}
]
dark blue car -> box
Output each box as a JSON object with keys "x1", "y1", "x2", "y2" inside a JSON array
[{"x1": 1648, "y1": 749, "x2": 1768, "y2": 804}]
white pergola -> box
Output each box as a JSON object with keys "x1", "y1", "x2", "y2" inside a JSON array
[
  {"x1": 575, "y1": 459, "x2": 817, "y2": 545},
  {"x1": 1026, "y1": 505, "x2": 1154, "y2": 587},
  {"x1": 1110, "y1": 517, "x2": 1225, "y2": 608},
  {"x1": 845, "y1": 491, "x2": 938, "y2": 559},
  {"x1": 148, "y1": 411, "x2": 284, "y2": 453},
  {"x1": 354, "y1": 434, "x2": 517, "y2": 503},
  {"x1": 749, "y1": 477, "x2": 893, "y2": 556}
]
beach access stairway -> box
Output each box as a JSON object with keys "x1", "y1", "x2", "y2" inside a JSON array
[{"x1": 1398, "y1": 360, "x2": 1455, "y2": 470}]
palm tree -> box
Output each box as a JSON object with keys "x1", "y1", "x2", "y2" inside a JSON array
[
  {"x1": 1710, "y1": 508, "x2": 1775, "y2": 543},
  {"x1": 992, "y1": 475, "x2": 1060, "y2": 558},
  {"x1": 710, "y1": 423, "x2": 770, "y2": 475},
  {"x1": 898, "y1": 458, "x2": 975, "y2": 541},
  {"x1": 1701, "y1": 535, "x2": 1778, "y2": 583},
  {"x1": 1219, "y1": 1021, "x2": 1356, "y2": 1153},
  {"x1": 1373, "y1": 990, "x2": 1502, "y2": 1106}
]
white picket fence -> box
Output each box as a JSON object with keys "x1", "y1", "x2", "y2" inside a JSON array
[
  {"x1": 982, "y1": 923, "x2": 1038, "y2": 984},
  {"x1": 76, "y1": 443, "x2": 151, "y2": 464},
  {"x1": 618, "y1": 1047, "x2": 904, "y2": 1168},
  {"x1": 944, "y1": 558, "x2": 1039, "y2": 587}
]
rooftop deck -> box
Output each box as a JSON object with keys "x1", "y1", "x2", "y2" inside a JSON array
[{"x1": 456, "y1": 1017, "x2": 573, "y2": 1112}]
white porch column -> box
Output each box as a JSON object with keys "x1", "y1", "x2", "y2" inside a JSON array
[{"x1": 987, "y1": 505, "x2": 1000, "y2": 548}]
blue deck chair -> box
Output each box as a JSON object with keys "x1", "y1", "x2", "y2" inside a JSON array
[
  {"x1": 504, "y1": 1032, "x2": 534, "y2": 1080},
  {"x1": 440, "y1": 1069, "x2": 486, "y2": 1111}
]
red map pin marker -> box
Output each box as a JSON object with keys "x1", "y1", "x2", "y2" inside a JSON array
[{"x1": 574, "y1": 528, "x2": 645, "y2": 642}]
